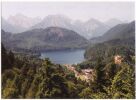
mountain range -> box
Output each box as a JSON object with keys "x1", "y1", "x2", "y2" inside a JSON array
[
  {"x1": 2, "y1": 17, "x2": 23, "y2": 33},
  {"x1": 2, "y1": 20, "x2": 134, "y2": 54},
  {"x1": 8, "y1": 14, "x2": 41, "y2": 29},
  {"x1": 2, "y1": 14, "x2": 123, "y2": 39},
  {"x1": 2, "y1": 14, "x2": 41, "y2": 33},
  {"x1": 30, "y1": 15, "x2": 124, "y2": 39}
]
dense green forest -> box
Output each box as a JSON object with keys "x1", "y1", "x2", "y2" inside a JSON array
[{"x1": 2, "y1": 43, "x2": 135, "y2": 99}]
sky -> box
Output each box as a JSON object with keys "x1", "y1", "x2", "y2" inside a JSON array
[{"x1": 2, "y1": 2, "x2": 135, "y2": 22}]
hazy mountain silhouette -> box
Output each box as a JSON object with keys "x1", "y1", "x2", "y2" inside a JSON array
[{"x1": 2, "y1": 14, "x2": 123, "y2": 39}]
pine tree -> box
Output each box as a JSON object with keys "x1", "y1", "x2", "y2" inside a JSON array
[{"x1": 105, "y1": 63, "x2": 135, "y2": 99}]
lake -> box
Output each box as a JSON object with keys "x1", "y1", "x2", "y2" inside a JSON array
[{"x1": 40, "y1": 49, "x2": 85, "y2": 64}]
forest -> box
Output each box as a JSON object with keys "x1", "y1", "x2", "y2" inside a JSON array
[{"x1": 1, "y1": 42, "x2": 135, "y2": 99}]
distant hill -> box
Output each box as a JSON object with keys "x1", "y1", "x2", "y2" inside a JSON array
[
  {"x1": 7, "y1": 13, "x2": 41, "y2": 29},
  {"x1": 85, "y1": 21, "x2": 135, "y2": 60},
  {"x1": 84, "y1": 18, "x2": 110, "y2": 38},
  {"x1": 1, "y1": 17, "x2": 23, "y2": 33},
  {"x1": 90, "y1": 21, "x2": 135, "y2": 44},
  {"x1": 2, "y1": 27, "x2": 88, "y2": 52},
  {"x1": 73, "y1": 18, "x2": 110, "y2": 39},
  {"x1": 31, "y1": 15, "x2": 73, "y2": 30}
]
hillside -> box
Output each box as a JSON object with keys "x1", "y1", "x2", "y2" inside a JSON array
[
  {"x1": 85, "y1": 21, "x2": 135, "y2": 60},
  {"x1": 85, "y1": 37, "x2": 135, "y2": 60},
  {"x1": 90, "y1": 21, "x2": 135, "y2": 43},
  {"x1": 2, "y1": 27, "x2": 88, "y2": 52}
]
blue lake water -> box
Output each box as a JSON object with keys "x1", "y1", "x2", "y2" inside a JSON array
[{"x1": 40, "y1": 49, "x2": 85, "y2": 64}]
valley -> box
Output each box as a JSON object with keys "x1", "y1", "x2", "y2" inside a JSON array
[{"x1": 1, "y1": 8, "x2": 135, "y2": 99}]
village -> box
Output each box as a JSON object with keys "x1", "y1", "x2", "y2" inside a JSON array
[
  {"x1": 63, "y1": 55, "x2": 123, "y2": 83},
  {"x1": 63, "y1": 64, "x2": 95, "y2": 83}
]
